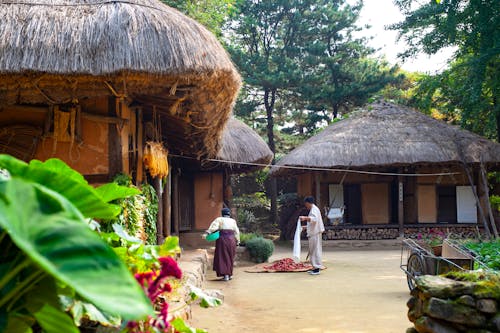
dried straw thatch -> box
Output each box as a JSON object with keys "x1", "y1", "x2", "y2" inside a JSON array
[
  {"x1": 273, "y1": 101, "x2": 500, "y2": 176},
  {"x1": 0, "y1": 0, "x2": 241, "y2": 157},
  {"x1": 211, "y1": 118, "x2": 273, "y2": 173}
]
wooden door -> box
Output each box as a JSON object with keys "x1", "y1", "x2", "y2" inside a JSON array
[
  {"x1": 344, "y1": 184, "x2": 362, "y2": 225},
  {"x1": 456, "y1": 186, "x2": 477, "y2": 223},
  {"x1": 178, "y1": 174, "x2": 194, "y2": 231},
  {"x1": 437, "y1": 186, "x2": 457, "y2": 223}
]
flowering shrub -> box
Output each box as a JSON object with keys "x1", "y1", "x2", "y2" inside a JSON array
[
  {"x1": 417, "y1": 228, "x2": 447, "y2": 247},
  {"x1": 126, "y1": 257, "x2": 182, "y2": 333}
]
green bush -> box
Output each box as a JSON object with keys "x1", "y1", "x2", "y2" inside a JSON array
[
  {"x1": 239, "y1": 232, "x2": 259, "y2": 246},
  {"x1": 464, "y1": 239, "x2": 500, "y2": 271},
  {"x1": 246, "y1": 237, "x2": 274, "y2": 263}
]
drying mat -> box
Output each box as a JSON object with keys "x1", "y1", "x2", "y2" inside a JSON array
[{"x1": 244, "y1": 259, "x2": 326, "y2": 273}]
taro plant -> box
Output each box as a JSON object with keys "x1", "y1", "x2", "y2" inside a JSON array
[{"x1": 0, "y1": 155, "x2": 153, "y2": 332}]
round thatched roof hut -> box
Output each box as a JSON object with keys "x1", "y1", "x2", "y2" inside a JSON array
[
  {"x1": 208, "y1": 118, "x2": 272, "y2": 173},
  {"x1": 273, "y1": 101, "x2": 500, "y2": 176},
  {"x1": 0, "y1": 0, "x2": 241, "y2": 157}
]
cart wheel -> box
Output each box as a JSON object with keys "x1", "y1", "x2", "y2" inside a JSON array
[{"x1": 407, "y1": 253, "x2": 425, "y2": 291}]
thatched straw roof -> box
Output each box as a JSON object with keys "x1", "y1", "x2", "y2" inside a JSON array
[
  {"x1": 272, "y1": 101, "x2": 500, "y2": 176},
  {"x1": 207, "y1": 118, "x2": 272, "y2": 173},
  {"x1": 0, "y1": 0, "x2": 241, "y2": 157}
]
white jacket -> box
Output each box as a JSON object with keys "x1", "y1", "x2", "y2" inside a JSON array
[{"x1": 306, "y1": 204, "x2": 325, "y2": 237}]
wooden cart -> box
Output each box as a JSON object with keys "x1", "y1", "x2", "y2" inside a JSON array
[{"x1": 400, "y1": 239, "x2": 476, "y2": 291}]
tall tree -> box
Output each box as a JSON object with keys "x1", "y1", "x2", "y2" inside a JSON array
[
  {"x1": 227, "y1": 0, "x2": 306, "y2": 223},
  {"x1": 162, "y1": 0, "x2": 235, "y2": 37},
  {"x1": 391, "y1": 0, "x2": 500, "y2": 141}
]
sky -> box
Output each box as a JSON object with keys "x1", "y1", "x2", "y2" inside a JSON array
[{"x1": 355, "y1": 0, "x2": 456, "y2": 73}]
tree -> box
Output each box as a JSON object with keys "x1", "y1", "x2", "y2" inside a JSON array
[
  {"x1": 162, "y1": 0, "x2": 235, "y2": 37},
  {"x1": 227, "y1": 0, "x2": 306, "y2": 223},
  {"x1": 391, "y1": 0, "x2": 500, "y2": 141},
  {"x1": 296, "y1": 0, "x2": 402, "y2": 119}
]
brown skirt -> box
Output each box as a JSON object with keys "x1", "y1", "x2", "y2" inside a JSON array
[{"x1": 213, "y1": 229, "x2": 237, "y2": 277}]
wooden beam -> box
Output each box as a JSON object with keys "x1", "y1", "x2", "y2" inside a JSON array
[
  {"x1": 136, "y1": 108, "x2": 144, "y2": 185},
  {"x1": 154, "y1": 177, "x2": 164, "y2": 244},
  {"x1": 172, "y1": 172, "x2": 180, "y2": 236},
  {"x1": 315, "y1": 173, "x2": 321, "y2": 207},
  {"x1": 108, "y1": 97, "x2": 122, "y2": 177},
  {"x1": 398, "y1": 175, "x2": 404, "y2": 237},
  {"x1": 163, "y1": 166, "x2": 172, "y2": 237},
  {"x1": 119, "y1": 100, "x2": 130, "y2": 174}
]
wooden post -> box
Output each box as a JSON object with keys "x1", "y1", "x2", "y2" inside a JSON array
[
  {"x1": 154, "y1": 177, "x2": 164, "y2": 244},
  {"x1": 480, "y1": 164, "x2": 499, "y2": 238},
  {"x1": 461, "y1": 163, "x2": 491, "y2": 238},
  {"x1": 172, "y1": 172, "x2": 180, "y2": 235},
  {"x1": 315, "y1": 173, "x2": 321, "y2": 207},
  {"x1": 136, "y1": 108, "x2": 144, "y2": 185},
  {"x1": 163, "y1": 166, "x2": 172, "y2": 237},
  {"x1": 108, "y1": 97, "x2": 122, "y2": 177},
  {"x1": 398, "y1": 175, "x2": 404, "y2": 237},
  {"x1": 119, "y1": 100, "x2": 130, "y2": 174}
]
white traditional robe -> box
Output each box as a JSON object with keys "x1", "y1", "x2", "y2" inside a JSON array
[
  {"x1": 207, "y1": 217, "x2": 240, "y2": 243},
  {"x1": 307, "y1": 204, "x2": 325, "y2": 269}
]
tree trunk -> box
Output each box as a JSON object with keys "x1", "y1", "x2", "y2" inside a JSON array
[
  {"x1": 264, "y1": 88, "x2": 278, "y2": 225},
  {"x1": 494, "y1": 95, "x2": 500, "y2": 142},
  {"x1": 332, "y1": 104, "x2": 339, "y2": 120}
]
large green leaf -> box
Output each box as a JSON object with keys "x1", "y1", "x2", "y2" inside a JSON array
[
  {"x1": 33, "y1": 304, "x2": 79, "y2": 333},
  {"x1": 95, "y1": 183, "x2": 141, "y2": 203},
  {"x1": 0, "y1": 178, "x2": 154, "y2": 320},
  {"x1": 0, "y1": 155, "x2": 119, "y2": 219}
]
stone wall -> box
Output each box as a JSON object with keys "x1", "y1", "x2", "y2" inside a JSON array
[
  {"x1": 407, "y1": 274, "x2": 500, "y2": 333},
  {"x1": 321, "y1": 225, "x2": 483, "y2": 241}
]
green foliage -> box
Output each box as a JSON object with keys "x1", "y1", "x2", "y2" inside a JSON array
[
  {"x1": 171, "y1": 318, "x2": 207, "y2": 333},
  {"x1": 245, "y1": 237, "x2": 275, "y2": 263},
  {"x1": 489, "y1": 195, "x2": 500, "y2": 212},
  {"x1": 102, "y1": 175, "x2": 158, "y2": 245},
  {"x1": 391, "y1": 0, "x2": 500, "y2": 141},
  {"x1": 103, "y1": 225, "x2": 181, "y2": 274},
  {"x1": 237, "y1": 209, "x2": 257, "y2": 230},
  {"x1": 464, "y1": 240, "x2": 500, "y2": 271},
  {"x1": 233, "y1": 192, "x2": 270, "y2": 209},
  {"x1": 162, "y1": 0, "x2": 235, "y2": 37},
  {"x1": 0, "y1": 155, "x2": 153, "y2": 332},
  {"x1": 239, "y1": 232, "x2": 259, "y2": 246}
]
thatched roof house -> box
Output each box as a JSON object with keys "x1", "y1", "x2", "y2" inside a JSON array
[
  {"x1": 273, "y1": 102, "x2": 500, "y2": 241},
  {"x1": 174, "y1": 118, "x2": 273, "y2": 245},
  {"x1": 0, "y1": 0, "x2": 241, "y2": 158},
  {"x1": 273, "y1": 102, "x2": 500, "y2": 176},
  {"x1": 212, "y1": 118, "x2": 273, "y2": 172}
]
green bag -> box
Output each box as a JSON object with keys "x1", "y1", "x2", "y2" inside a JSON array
[{"x1": 206, "y1": 231, "x2": 220, "y2": 242}]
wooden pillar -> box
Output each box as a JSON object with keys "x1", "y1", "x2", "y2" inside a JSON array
[
  {"x1": 136, "y1": 108, "x2": 144, "y2": 185},
  {"x1": 108, "y1": 97, "x2": 122, "y2": 177},
  {"x1": 462, "y1": 163, "x2": 491, "y2": 238},
  {"x1": 315, "y1": 173, "x2": 321, "y2": 206},
  {"x1": 398, "y1": 175, "x2": 404, "y2": 237},
  {"x1": 118, "y1": 99, "x2": 131, "y2": 174},
  {"x1": 163, "y1": 166, "x2": 172, "y2": 237},
  {"x1": 154, "y1": 177, "x2": 164, "y2": 244},
  {"x1": 172, "y1": 171, "x2": 180, "y2": 235}
]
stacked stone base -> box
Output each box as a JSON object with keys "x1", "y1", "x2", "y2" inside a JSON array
[
  {"x1": 407, "y1": 275, "x2": 500, "y2": 333},
  {"x1": 321, "y1": 225, "x2": 482, "y2": 241}
]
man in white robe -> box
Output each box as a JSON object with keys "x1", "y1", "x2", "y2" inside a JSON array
[{"x1": 300, "y1": 196, "x2": 325, "y2": 275}]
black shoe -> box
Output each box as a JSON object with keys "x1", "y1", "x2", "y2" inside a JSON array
[{"x1": 308, "y1": 268, "x2": 320, "y2": 275}]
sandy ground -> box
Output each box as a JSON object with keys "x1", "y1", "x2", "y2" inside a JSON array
[{"x1": 190, "y1": 246, "x2": 412, "y2": 333}]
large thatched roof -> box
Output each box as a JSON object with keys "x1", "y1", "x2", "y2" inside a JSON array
[
  {"x1": 273, "y1": 101, "x2": 500, "y2": 176},
  {"x1": 207, "y1": 118, "x2": 272, "y2": 173},
  {"x1": 0, "y1": 0, "x2": 241, "y2": 157}
]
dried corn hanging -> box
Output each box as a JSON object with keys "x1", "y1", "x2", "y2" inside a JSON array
[{"x1": 143, "y1": 141, "x2": 169, "y2": 178}]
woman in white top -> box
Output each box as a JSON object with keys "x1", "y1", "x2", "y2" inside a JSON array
[{"x1": 205, "y1": 208, "x2": 240, "y2": 281}]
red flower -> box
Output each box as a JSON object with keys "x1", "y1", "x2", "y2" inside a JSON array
[{"x1": 158, "y1": 257, "x2": 182, "y2": 279}]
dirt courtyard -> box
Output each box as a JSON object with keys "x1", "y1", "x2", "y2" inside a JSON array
[{"x1": 191, "y1": 245, "x2": 412, "y2": 333}]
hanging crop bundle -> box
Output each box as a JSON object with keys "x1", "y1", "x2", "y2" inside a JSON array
[{"x1": 143, "y1": 141, "x2": 169, "y2": 178}]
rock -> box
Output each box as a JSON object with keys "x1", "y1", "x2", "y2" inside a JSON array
[
  {"x1": 408, "y1": 297, "x2": 424, "y2": 322},
  {"x1": 424, "y1": 297, "x2": 486, "y2": 327},
  {"x1": 204, "y1": 289, "x2": 224, "y2": 301},
  {"x1": 476, "y1": 299, "x2": 498, "y2": 314},
  {"x1": 491, "y1": 313, "x2": 500, "y2": 331},
  {"x1": 417, "y1": 276, "x2": 474, "y2": 299},
  {"x1": 456, "y1": 295, "x2": 475, "y2": 307},
  {"x1": 414, "y1": 316, "x2": 459, "y2": 333}
]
